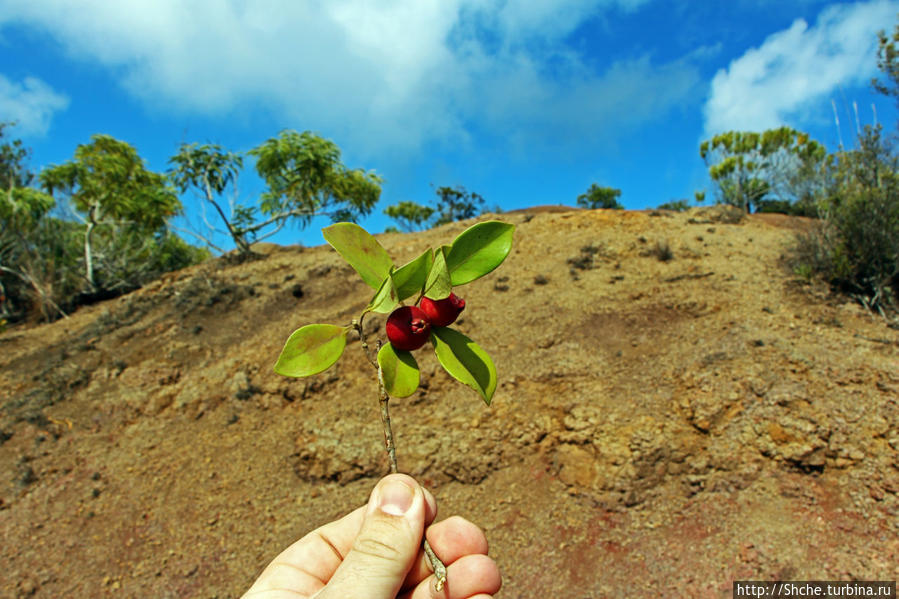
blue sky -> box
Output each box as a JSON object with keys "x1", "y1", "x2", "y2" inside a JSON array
[{"x1": 2, "y1": 0, "x2": 898, "y2": 250}]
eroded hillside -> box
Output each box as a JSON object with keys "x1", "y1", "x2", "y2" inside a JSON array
[{"x1": 1, "y1": 206, "x2": 897, "y2": 598}]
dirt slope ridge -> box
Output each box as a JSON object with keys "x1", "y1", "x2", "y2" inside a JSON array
[{"x1": 1, "y1": 206, "x2": 897, "y2": 598}]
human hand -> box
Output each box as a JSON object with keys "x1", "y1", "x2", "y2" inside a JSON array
[{"x1": 242, "y1": 473, "x2": 502, "y2": 599}]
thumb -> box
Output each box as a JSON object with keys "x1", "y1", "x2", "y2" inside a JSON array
[{"x1": 318, "y1": 474, "x2": 426, "y2": 599}]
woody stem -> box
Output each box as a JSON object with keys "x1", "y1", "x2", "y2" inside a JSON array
[
  {"x1": 377, "y1": 365, "x2": 398, "y2": 473},
  {"x1": 354, "y1": 316, "x2": 447, "y2": 592}
]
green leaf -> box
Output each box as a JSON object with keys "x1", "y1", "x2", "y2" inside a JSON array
[
  {"x1": 392, "y1": 248, "x2": 433, "y2": 301},
  {"x1": 378, "y1": 343, "x2": 420, "y2": 398},
  {"x1": 367, "y1": 273, "x2": 399, "y2": 314},
  {"x1": 445, "y1": 221, "x2": 515, "y2": 286},
  {"x1": 274, "y1": 324, "x2": 348, "y2": 377},
  {"x1": 424, "y1": 246, "x2": 452, "y2": 300},
  {"x1": 322, "y1": 223, "x2": 394, "y2": 288},
  {"x1": 431, "y1": 327, "x2": 497, "y2": 405}
]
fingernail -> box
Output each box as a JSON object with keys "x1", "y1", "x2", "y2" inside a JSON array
[{"x1": 377, "y1": 478, "x2": 415, "y2": 516}]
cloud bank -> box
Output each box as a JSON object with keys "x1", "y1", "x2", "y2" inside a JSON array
[
  {"x1": 703, "y1": 0, "x2": 899, "y2": 137},
  {"x1": 0, "y1": 0, "x2": 697, "y2": 155}
]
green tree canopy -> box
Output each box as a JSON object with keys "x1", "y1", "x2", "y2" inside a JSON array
[
  {"x1": 1, "y1": 123, "x2": 77, "y2": 320},
  {"x1": 1, "y1": 121, "x2": 36, "y2": 191},
  {"x1": 577, "y1": 184, "x2": 623, "y2": 209},
  {"x1": 432, "y1": 185, "x2": 485, "y2": 225},
  {"x1": 1, "y1": 123, "x2": 55, "y2": 230},
  {"x1": 168, "y1": 142, "x2": 247, "y2": 253},
  {"x1": 383, "y1": 185, "x2": 487, "y2": 232},
  {"x1": 171, "y1": 131, "x2": 382, "y2": 255},
  {"x1": 874, "y1": 19, "x2": 899, "y2": 105},
  {"x1": 384, "y1": 201, "x2": 435, "y2": 232},
  {"x1": 40, "y1": 135, "x2": 182, "y2": 290},
  {"x1": 700, "y1": 127, "x2": 829, "y2": 213},
  {"x1": 250, "y1": 130, "x2": 382, "y2": 230}
]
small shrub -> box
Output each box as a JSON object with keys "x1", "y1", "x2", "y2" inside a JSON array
[
  {"x1": 756, "y1": 198, "x2": 819, "y2": 217},
  {"x1": 657, "y1": 199, "x2": 690, "y2": 212},
  {"x1": 652, "y1": 239, "x2": 674, "y2": 262},
  {"x1": 790, "y1": 126, "x2": 899, "y2": 313},
  {"x1": 792, "y1": 262, "x2": 814, "y2": 282},
  {"x1": 577, "y1": 184, "x2": 623, "y2": 210},
  {"x1": 567, "y1": 243, "x2": 609, "y2": 278}
]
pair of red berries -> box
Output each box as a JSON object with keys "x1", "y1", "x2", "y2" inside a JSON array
[{"x1": 385, "y1": 293, "x2": 466, "y2": 351}]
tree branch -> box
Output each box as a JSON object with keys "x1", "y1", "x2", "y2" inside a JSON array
[
  {"x1": 242, "y1": 206, "x2": 351, "y2": 237},
  {"x1": 201, "y1": 177, "x2": 250, "y2": 254},
  {"x1": 169, "y1": 223, "x2": 227, "y2": 255}
]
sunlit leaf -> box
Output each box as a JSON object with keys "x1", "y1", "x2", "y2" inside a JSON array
[
  {"x1": 367, "y1": 273, "x2": 399, "y2": 314},
  {"x1": 378, "y1": 343, "x2": 420, "y2": 398},
  {"x1": 424, "y1": 247, "x2": 452, "y2": 300},
  {"x1": 322, "y1": 222, "x2": 394, "y2": 288},
  {"x1": 431, "y1": 327, "x2": 497, "y2": 405},
  {"x1": 392, "y1": 248, "x2": 433, "y2": 301},
  {"x1": 274, "y1": 324, "x2": 348, "y2": 377},
  {"x1": 445, "y1": 221, "x2": 515, "y2": 286}
]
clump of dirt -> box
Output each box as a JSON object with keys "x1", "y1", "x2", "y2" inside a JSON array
[{"x1": 1, "y1": 208, "x2": 897, "y2": 598}]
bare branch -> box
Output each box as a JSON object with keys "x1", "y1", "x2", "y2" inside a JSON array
[{"x1": 169, "y1": 223, "x2": 227, "y2": 255}]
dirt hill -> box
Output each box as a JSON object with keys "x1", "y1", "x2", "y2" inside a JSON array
[{"x1": 1, "y1": 206, "x2": 897, "y2": 598}]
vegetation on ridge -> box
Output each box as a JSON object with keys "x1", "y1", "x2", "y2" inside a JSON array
[{"x1": 3, "y1": 17, "x2": 899, "y2": 323}]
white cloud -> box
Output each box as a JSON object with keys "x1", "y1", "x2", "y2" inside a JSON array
[
  {"x1": 703, "y1": 0, "x2": 899, "y2": 137},
  {"x1": 0, "y1": 75, "x2": 69, "y2": 136},
  {"x1": 0, "y1": 0, "x2": 696, "y2": 155}
]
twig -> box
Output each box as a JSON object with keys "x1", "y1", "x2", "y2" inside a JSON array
[
  {"x1": 168, "y1": 223, "x2": 227, "y2": 255},
  {"x1": 423, "y1": 538, "x2": 447, "y2": 592},
  {"x1": 663, "y1": 271, "x2": 714, "y2": 283},
  {"x1": 354, "y1": 318, "x2": 447, "y2": 592},
  {"x1": 353, "y1": 316, "x2": 378, "y2": 368},
  {"x1": 377, "y1": 364, "x2": 398, "y2": 475}
]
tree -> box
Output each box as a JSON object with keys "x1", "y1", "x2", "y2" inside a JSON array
[
  {"x1": 700, "y1": 127, "x2": 828, "y2": 213},
  {"x1": 0, "y1": 122, "x2": 76, "y2": 320},
  {"x1": 577, "y1": 184, "x2": 623, "y2": 209},
  {"x1": 383, "y1": 185, "x2": 487, "y2": 232},
  {"x1": 1, "y1": 121, "x2": 34, "y2": 191},
  {"x1": 250, "y1": 130, "x2": 381, "y2": 245},
  {"x1": 432, "y1": 185, "x2": 485, "y2": 225},
  {"x1": 0, "y1": 184, "x2": 60, "y2": 319},
  {"x1": 171, "y1": 132, "x2": 382, "y2": 255},
  {"x1": 41, "y1": 135, "x2": 182, "y2": 291},
  {"x1": 168, "y1": 143, "x2": 246, "y2": 253},
  {"x1": 873, "y1": 19, "x2": 899, "y2": 105},
  {"x1": 383, "y1": 201, "x2": 435, "y2": 232}
]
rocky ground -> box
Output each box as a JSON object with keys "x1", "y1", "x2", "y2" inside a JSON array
[{"x1": 1, "y1": 206, "x2": 897, "y2": 598}]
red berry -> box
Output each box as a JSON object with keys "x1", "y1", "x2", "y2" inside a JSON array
[
  {"x1": 419, "y1": 293, "x2": 465, "y2": 327},
  {"x1": 386, "y1": 306, "x2": 432, "y2": 351}
]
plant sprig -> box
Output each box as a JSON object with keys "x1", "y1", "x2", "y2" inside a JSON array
[
  {"x1": 274, "y1": 220, "x2": 514, "y2": 403},
  {"x1": 273, "y1": 219, "x2": 514, "y2": 592}
]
